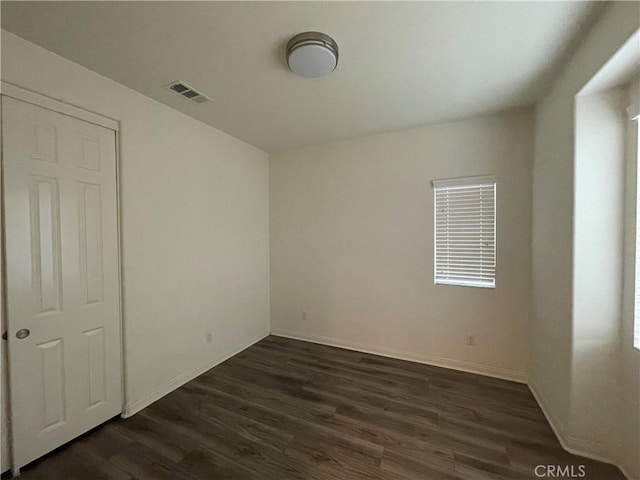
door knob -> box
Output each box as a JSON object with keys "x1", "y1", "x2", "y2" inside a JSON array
[{"x1": 16, "y1": 329, "x2": 30, "y2": 339}]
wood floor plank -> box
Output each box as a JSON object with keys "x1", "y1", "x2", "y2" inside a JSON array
[
  {"x1": 381, "y1": 447, "x2": 462, "y2": 480},
  {"x1": 69, "y1": 422, "x2": 134, "y2": 461},
  {"x1": 108, "y1": 441, "x2": 197, "y2": 480},
  {"x1": 304, "y1": 370, "x2": 481, "y2": 420},
  {"x1": 194, "y1": 372, "x2": 339, "y2": 422},
  {"x1": 301, "y1": 383, "x2": 440, "y2": 426},
  {"x1": 288, "y1": 355, "x2": 431, "y2": 394},
  {"x1": 194, "y1": 397, "x2": 295, "y2": 452},
  {"x1": 142, "y1": 396, "x2": 342, "y2": 480},
  {"x1": 110, "y1": 411, "x2": 196, "y2": 463},
  {"x1": 179, "y1": 448, "x2": 267, "y2": 480},
  {"x1": 453, "y1": 451, "x2": 524, "y2": 480},
  {"x1": 25, "y1": 447, "x2": 132, "y2": 480},
  {"x1": 283, "y1": 434, "x2": 385, "y2": 480},
  {"x1": 12, "y1": 335, "x2": 627, "y2": 480},
  {"x1": 261, "y1": 336, "x2": 365, "y2": 362}
]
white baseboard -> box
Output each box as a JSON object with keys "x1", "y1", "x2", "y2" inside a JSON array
[
  {"x1": 528, "y1": 380, "x2": 634, "y2": 480},
  {"x1": 121, "y1": 331, "x2": 269, "y2": 418},
  {"x1": 270, "y1": 329, "x2": 527, "y2": 383}
]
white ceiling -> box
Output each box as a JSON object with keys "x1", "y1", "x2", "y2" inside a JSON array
[{"x1": 2, "y1": 1, "x2": 598, "y2": 152}]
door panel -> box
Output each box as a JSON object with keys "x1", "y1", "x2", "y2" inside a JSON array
[
  {"x1": 78, "y1": 182, "x2": 104, "y2": 305},
  {"x1": 83, "y1": 327, "x2": 106, "y2": 409},
  {"x1": 3, "y1": 96, "x2": 122, "y2": 470},
  {"x1": 37, "y1": 338, "x2": 65, "y2": 431},
  {"x1": 31, "y1": 176, "x2": 63, "y2": 314}
]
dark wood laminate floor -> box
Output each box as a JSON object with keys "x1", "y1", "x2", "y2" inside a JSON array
[{"x1": 8, "y1": 336, "x2": 626, "y2": 480}]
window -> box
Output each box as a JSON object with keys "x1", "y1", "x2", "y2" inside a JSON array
[
  {"x1": 433, "y1": 176, "x2": 496, "y2": 288},
  {"x1": 633, "y1": 116, "x2": 640, "y2": 350}
]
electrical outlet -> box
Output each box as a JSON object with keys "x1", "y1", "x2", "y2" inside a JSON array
[
  {"x1": 301, "y1": 311, "x2": 308, "y2": 321},
  {"x1": 466, "y1": 335, "x2": 476, "y2": 346},
  {"x1": 206, "y1": 332, "x2": 213, "y2": 344}
]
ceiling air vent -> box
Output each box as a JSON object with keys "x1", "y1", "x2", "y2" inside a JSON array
[{"x1": 165, "y1": 81, "x2": 211, "y2": 104}]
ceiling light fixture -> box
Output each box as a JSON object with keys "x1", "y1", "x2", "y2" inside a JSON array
[{"x1": 286, "y1": 32, "x2": 338, "y2": 78}]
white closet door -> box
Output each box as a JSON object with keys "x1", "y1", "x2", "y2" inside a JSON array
[{"x1": 3, "y1": 96, "x2": 122, "y2": 470}]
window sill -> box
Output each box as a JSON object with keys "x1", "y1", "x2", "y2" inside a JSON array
[{"x1": 435, "y1": 280, "x2": 495, "y2": 289}]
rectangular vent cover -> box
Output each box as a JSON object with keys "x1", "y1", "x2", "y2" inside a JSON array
[{"x1": 165, "y1": 81, "x2": 212, "y2": 104}]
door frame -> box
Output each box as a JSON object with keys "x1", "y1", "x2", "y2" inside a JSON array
[{"x1": 0, "y1": 81, "x2": 126, "y2": 476}]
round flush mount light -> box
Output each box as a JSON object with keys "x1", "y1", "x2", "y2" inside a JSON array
[{"x1": 286, "y1": 32, "x2": 338, "y2": 78}]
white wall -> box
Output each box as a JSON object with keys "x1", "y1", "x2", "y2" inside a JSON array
[
  {"x1": 1, "y1": 31, "x2": 270, "y2": 471},
  {"x1": 270, "y1": 110, "x2": 533, "y2": 382},
  {"x1": 573, "y1": 87, "x2": 627, "y2": 459},
  {"x1": 1, "y1": 149, "x2": 9, "y2": 472},
  {"x1": 531, "y1": 2, "x2": 639, "y2": 477},
  {"x1": 620, "y1": 79, "x2": 640, "y2": 480}
]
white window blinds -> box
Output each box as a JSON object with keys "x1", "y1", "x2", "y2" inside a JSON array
[{"x1": 433, "y1": 176, "x2": 497, "y2": 288}]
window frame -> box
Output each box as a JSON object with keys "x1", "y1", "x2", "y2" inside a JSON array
[
  {"x1": 632, "y1": 118, "x2": 640, "y2": 351},
  {"x1": 432, "y1": 175, "x2": 497, "y2": 289}
]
